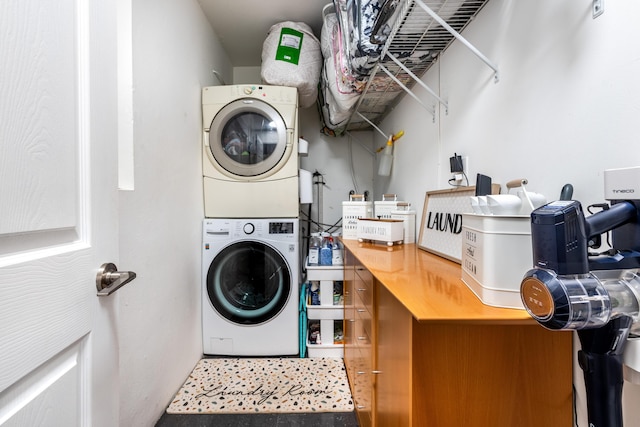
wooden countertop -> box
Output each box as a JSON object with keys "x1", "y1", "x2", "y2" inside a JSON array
[{"x1": 342, "y1": 239, "x2": 536, "y2": 325}]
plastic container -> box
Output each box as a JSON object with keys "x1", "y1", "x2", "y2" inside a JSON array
[
  {"x1": 308, "y1": 232, "x2": 321, "y2": 265},
  {"x1": 309, "y1": 282, "x2": 321, "y2": 305},
  {"x1": 319, "y1": 233, "x2": 333, "y2": 265},
  {"x1": 331, "y1": 233, "x2": 343, "y2": 265},
  {"x1": 378, "y1": 142, "x2": 393, "y2": 176},
  {"x1": 460, "y1": 213, "x2": 532, "y2": 309}
]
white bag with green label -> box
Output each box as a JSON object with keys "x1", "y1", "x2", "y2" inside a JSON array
[{"x1": 261, "y1": 21, "x2": 322, "y2": 108}]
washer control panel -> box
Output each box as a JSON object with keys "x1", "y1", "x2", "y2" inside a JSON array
[{"x1": 242, "y1": 222, "x2": 255, "y2": 235}]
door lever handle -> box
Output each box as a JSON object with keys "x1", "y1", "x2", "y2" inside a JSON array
[{"x1": 96, "y1": 263, "x2": 137, "y2": 296}]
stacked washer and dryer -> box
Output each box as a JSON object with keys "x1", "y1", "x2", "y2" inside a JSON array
[{"x1": 201, "y1": 85, "x2": 301, "y2": 356}]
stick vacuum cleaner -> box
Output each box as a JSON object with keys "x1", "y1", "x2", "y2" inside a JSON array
[{"x1": 520, "y1": 194, "x2": 640, "y2": 427}]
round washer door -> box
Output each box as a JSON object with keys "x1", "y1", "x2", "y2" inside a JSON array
[
  {"x1": 209, "y1": 98, "x2": 289, "y2": 177},
  {"x1": 206, "y1": 241, "x2": 291, "y2": 325}
]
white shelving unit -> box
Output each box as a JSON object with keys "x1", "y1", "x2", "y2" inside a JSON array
[
  {"x1": 343, "y1": 0, "x2": 496, "y2": 134},
  {"x1": 305, "y1": 263, "x2": 344, "y2": 358}
]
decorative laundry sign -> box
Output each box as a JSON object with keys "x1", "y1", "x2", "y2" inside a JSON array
[
  {"x1": 418, "y1": 185, "x2": 499, "y2": 263},
  {"x1": 276, "y1": 27, "x2": 303, "y2": 65}
]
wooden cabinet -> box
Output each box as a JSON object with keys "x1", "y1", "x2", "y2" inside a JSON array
[
  {"x1": 375, "y1": 282, "x2": 412, "y2": 427},
  {"x1": 344, "y1": 250, "x2": 374, "y2": 427},
  {"x1": 343, "y1": 241, "x2": 573, "y2": 427}
]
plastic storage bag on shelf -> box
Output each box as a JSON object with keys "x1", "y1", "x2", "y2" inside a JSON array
[
  {"x1": 318, "y1": 5, "x2": 364, "y2": 132},
  {"x1": 324, "y1": 5, "x2": 366, "y2": 95},
  {"x1": 321, "y1": 4, "x2": 337, "y2": 60},
  {"x1": 335, "y1": 0, "x2": 401, "y2": 76},
  {"x1": 261, "y1": 22, "x2": 322, "y2": 108},
  {"x1": 326, "y1": 19, "x2": 363, "y2": 103},
  {"x1": 319, "y1": 65, "x2": 354, "y2": 131}
]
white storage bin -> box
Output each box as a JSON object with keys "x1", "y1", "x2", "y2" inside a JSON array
[
  {"x1": 460, "y1": 213, "x2": 532, "y2": 309},
  {"x1": 390, "y1": 202, "x2": 416, "y2": 244},
  {"x1": 357, "y1": 218, "x2": 404, "y2": 246},
  {"x1": 307, "y1": 319, "x2": 344, "y2": 357},
  {"x1": 374, "y1": 194, "x2": 400, "y2": 219},
  {"x1": 342, "y1": 195, "x2": 373, "y2": 240},
  {"x1": 306, "y1": 263, "x2": 344, "y2": 358}
]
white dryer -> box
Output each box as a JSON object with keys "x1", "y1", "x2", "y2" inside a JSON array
[
  {"x1": 202, "y1": 85, "x2": 299, "y2": 218},
  {"x1": 202, "y1": 218, "x2": 299, "y2": 356}
]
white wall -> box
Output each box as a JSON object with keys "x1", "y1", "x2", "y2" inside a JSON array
[
  {"x1": 378, "y1": 0, "x2": 640, "y2": 424},
  {"x1": 230, "y1": 67, "x2": 375, "y2": 251},
  {"x1": 233, "y1": 66, "x2": 261, "y2": 84},
  {"x1": 299, "y1": 108, "x2": 375, "y2": 236},
  {"x1": 117, "y1": 0, "x2": 231, "y2": 426}
]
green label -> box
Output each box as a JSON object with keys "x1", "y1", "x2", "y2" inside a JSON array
[{"x1": 275, "y1": 27, "x2": 303, "y2": 65}]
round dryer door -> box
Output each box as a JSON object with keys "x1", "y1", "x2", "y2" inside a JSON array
[
  {"x1": 206, "y1": 241, "x2": 291, "y2": 325},
  {"x1": 209, "y1": 98, "x2": 289, "y2": 177}
]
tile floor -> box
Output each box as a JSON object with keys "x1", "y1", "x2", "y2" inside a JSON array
[{"x1": 154, "y1": 411, "x2": 359, "y2": 427}]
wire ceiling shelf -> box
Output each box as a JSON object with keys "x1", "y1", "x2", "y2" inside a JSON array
[{"x1": 345, "y1": 0, "x2": 494, "y2": 133}]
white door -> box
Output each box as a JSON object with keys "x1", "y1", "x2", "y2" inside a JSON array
[{"x1": 0, "y1": 0, "x2": 122, "y2": 425}]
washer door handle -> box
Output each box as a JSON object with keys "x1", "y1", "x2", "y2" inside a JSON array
[{"x1": 96, "y1": 263, "x2": 137, "y2": 296}]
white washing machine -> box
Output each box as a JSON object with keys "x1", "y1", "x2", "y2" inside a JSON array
[
  {"x1": 202, "y1": 85, "x2": 299, "y2": 218},
  {"x1": 202, "y1": 218, "x2": 299, "y2": 356}
]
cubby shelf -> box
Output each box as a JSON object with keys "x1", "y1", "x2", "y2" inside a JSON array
[{"x1": 305, "y1": 263, "x2": 345, "y2": 358}]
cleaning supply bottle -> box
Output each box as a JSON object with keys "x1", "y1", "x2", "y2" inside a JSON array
[
  {"x1": 308, "y1": 232, "x2": 321, "y2": 266},
  {"x1": 319, "y1": 232, "x2": 333, "y2": 266},
  {"x1": 378, "y1": 136, "x2": 394, "y2": 177},
  {"x1": 309, "y1": 282, "x2": 320, "y2": 305},
  {"x1": 331, "y1": 233, "x2": 343, "y2": 265},
  {"x1": 377, "y1": 130, "x2": 404, "y2": 177}
]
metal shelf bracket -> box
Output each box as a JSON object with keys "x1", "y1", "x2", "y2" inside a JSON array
[
  {"x1": 340, "y1": 0, "x2": 493, "y2": 133},
  {"x1": 378, "y1": 63, "x2": 437, "y2": 122},
  {"x1": 387, "y1": 53, "x2": 449, "y2": 115},
  {"x1": 414, "y1": 0, "x2": 499, "y2": 83}
]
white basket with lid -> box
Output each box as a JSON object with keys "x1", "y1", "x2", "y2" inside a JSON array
[
  {"x1": 374, "y1": 193, "x2": 401, "y2": 219},
  {"x1": 460, "y1": 213, "x2": 532, "y2": 309},
  {"x1": 342, "y1": 194, "x2": 373, "y2": 240}
]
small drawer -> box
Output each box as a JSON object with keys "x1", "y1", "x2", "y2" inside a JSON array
[
  {"x1": 354, "y1": 300, "x2": 372, "y2": 341},
  {"x1": 355, "y1": 264, "x2": 373, "y2": 284},
  {"x1": 354, "y1": 276, "x2": 373, "y2": 313},
  {"x1": 352, "y1": 347, "x2": 373, "y2": 425},
  {"x1": 354, "y1": 316, "x2": 371, "y2": 349}
]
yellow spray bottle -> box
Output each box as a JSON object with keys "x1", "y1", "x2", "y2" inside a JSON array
[{"x1": 377, "y1": 131, "x2": 404, "y2": 176}]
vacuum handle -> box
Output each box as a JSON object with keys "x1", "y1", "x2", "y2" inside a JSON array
[
  {"x1": 578, "y1": 351, "x2": 624, "y2": 427},
  {"x1": 586, "y1": 201, "x2": 637, "y2": 239}
]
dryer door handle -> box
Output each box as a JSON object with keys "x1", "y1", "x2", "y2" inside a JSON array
[
  {"x1": 287, "y1": 128, "x2": 294, "y2": 146},
  {"x1": 96, "y1": 263, "x2": 137, "y2": 296}
]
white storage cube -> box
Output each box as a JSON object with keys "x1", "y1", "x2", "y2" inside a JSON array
[
  {"x1": 342, "y1": 195, "x2": 373, "y2": 240},
  {"x1": 460, "y1": 213, "x2": 532, "y2": 309},
  {"x1": 374, "y1": 201, "x2": 399, "y2": 219},
  {"x1": 307, "y1": 319, "x2": 344, "y2": 357},
  {"x1": 390, "y1": 202, "x2": 416, "y2": 244},
  {"x1": 357, "y1": 218, "x2": 404, "y2": 246}
]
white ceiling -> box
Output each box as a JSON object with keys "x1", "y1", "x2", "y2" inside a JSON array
[{"x1": 198, "y1": 0, "x2": 329, "y2": 67}]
